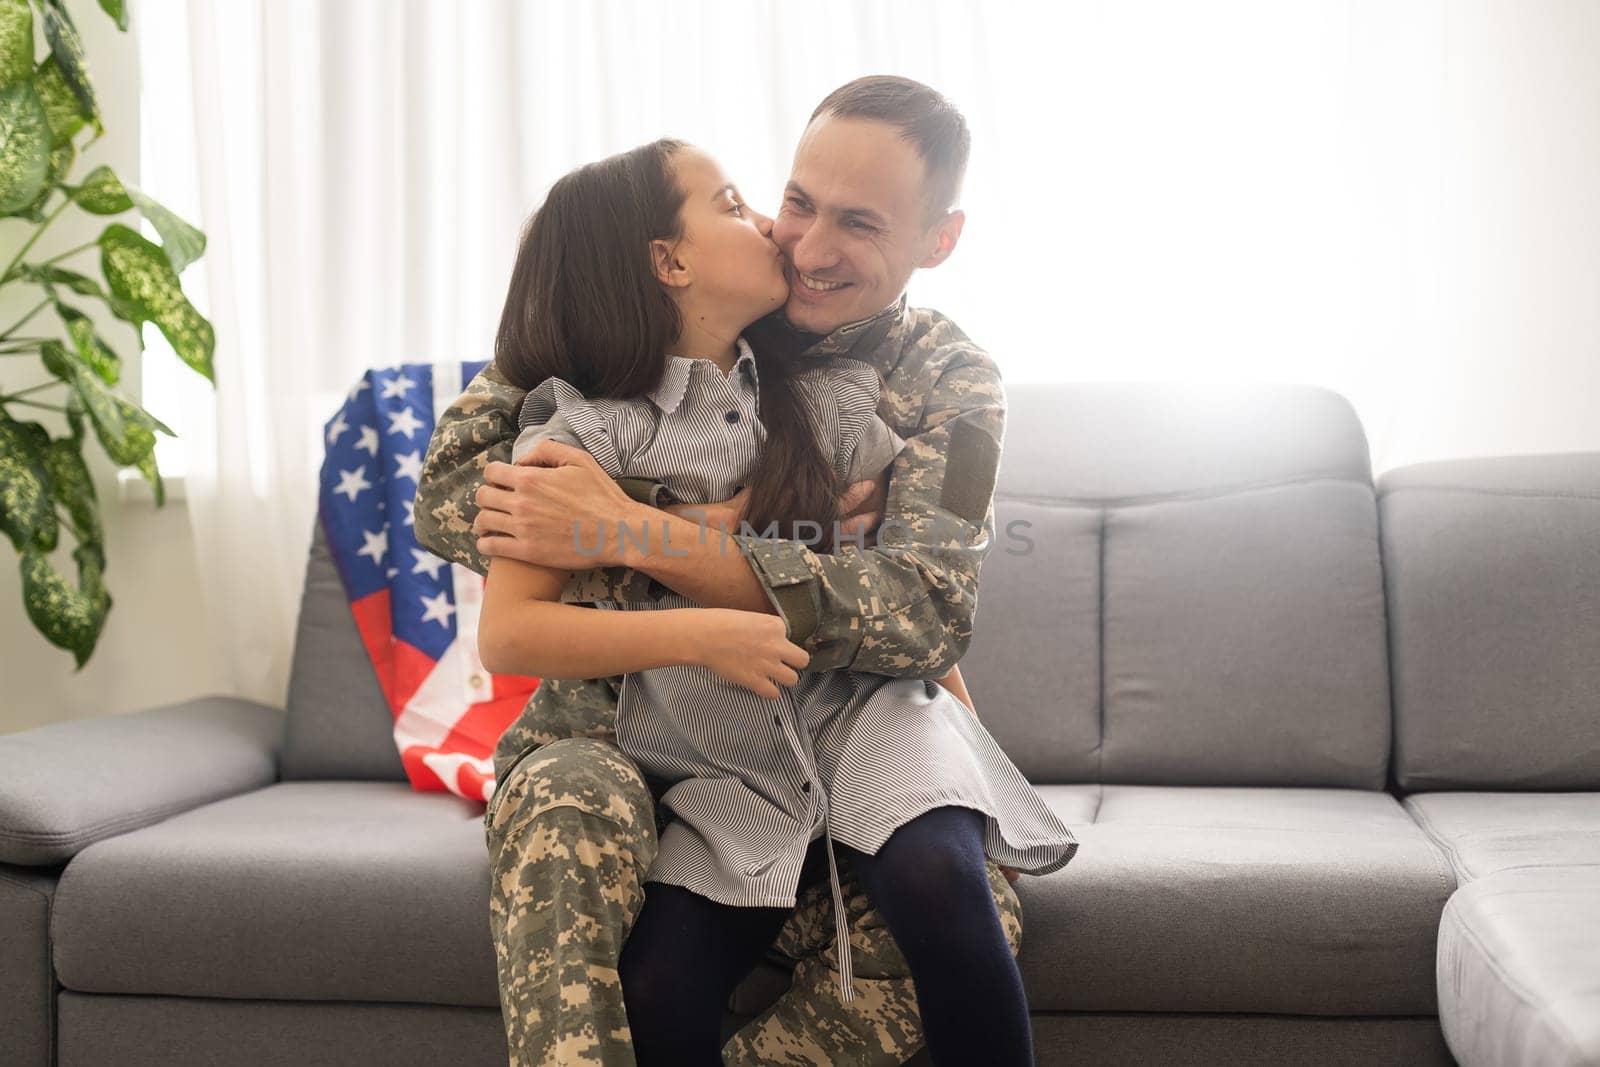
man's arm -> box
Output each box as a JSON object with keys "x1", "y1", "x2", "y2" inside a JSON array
[
  {"x1": 414, "y1": 361, "x2": 671, "y2": 584},
  {"x1": 414, "y1": 362, "x2": 522, "y2": 577},
  {"x1": 429, "y1": 348, "x2": 1004, "y2": 680},
  {"x1": 638, "y1": 346, "x2": 1005, "y2": 678},
  {"x1": 740, "y1": 347, "x2": 1004, "y2": 677}
]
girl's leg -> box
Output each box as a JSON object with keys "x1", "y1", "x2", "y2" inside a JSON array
[
  {"x1": 840, "y1": 805, "x2": 1035, "y2": 1067},
  {"x1": 618, "y1": 879, "x2": 793, "y2": 1066}
]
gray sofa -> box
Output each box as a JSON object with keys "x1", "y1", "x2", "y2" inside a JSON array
[{"x1": 2, "y1": 382, "x2": 1596, "y2": 1066}]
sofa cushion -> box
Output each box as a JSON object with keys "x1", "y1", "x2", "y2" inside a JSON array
[
  {"x1": 1402, "y1": 792, "x2": 1600, "y2": 883},
  {"x1": 1379, "y1": 452, "x2": 1600, "y2": 791},
  {"x1": 961, "y1": 497, "x2": 1102, "y2": 784},
  {"x1": 281, "y1": 521, "x2": 410, "y2": 783},
  {"x1": 964, "y1": 382, "x2": 1390, "y2": 788},
  {"x1": 1014, "y1": 784, "x2": 1456, "y2": 1014},
  {"x1": 51, "y1": 782, "x2": 496, "y2": 1006},
  {"x1": 1436, "y1": 868, "x2": 1600, "y2": 1067}
]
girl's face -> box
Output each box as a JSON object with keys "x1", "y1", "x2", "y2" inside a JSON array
[{"x1": 660, "y1": 146, "x2": 789, "y2": 326}]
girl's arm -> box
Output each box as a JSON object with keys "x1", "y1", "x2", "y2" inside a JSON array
[
  {"x1": 935, "y1": 662, "x2": 976, "y2": 715},
  {"x1": 479, "y1": 556, "x2": 810, "y2": 699}
]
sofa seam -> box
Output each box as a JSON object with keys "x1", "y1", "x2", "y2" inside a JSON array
[
  {"x1": 1376, "y1": 485, "x2": 1600, "y2": 503},
  {"x1": 0, "y1": 868, "x2": 50, "y2": 899},
  {"x1": 1402, "y1": 799, "x2": 1475, "y2": 886},
  {"x1": 1095, "y1": 505, "x2": 1106, "y2": 785},
  {"x1": 1024, "y1": 1010, "x2": 1447, "y2": 1020},
  {"x1": 1374, "y1": 488, "x2": 1404, "y2": 797},
  {"x1": 1065, "y1": 821, "x2": 1467, "y2": 839},
  {"x1": 0, "y1": 789, "x2": 254, "y2": 851},
  {"x1": 1460, "y1": 861, "x2": 1600, "y2": 877},
  {"x1": 996, "y1": 469, "x2": 1364, "y2": 510}
]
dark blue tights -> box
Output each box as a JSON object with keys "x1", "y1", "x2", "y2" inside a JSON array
[{"x1": 617, "y1": 805, "x2": 1033, "y2": 1066}]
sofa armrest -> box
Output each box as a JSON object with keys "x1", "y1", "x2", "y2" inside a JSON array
[
  {"x1": 0, "y1": 862, "x2": 60, "y2": 1065},
  {"x1": 0, "y1": 696, "x2": 283, "y2": 866}
]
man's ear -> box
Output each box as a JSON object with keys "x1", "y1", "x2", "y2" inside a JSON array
[
  {"x1": 918, "y1": 209, "x2": 966, "y2": 269},
  {"x1": 651, "y1": 238, "x2": 691, "y2": 288}
]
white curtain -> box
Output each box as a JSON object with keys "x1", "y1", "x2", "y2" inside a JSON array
[{"x1": 131, "y1": 0, "x2": 1600, "y2": 707}]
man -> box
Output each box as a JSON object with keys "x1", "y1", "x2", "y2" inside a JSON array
[{"x1": 415, "y1": 75, "x2": 1016, "y2": 1066}]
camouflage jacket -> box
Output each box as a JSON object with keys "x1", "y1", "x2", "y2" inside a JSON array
[{"x1": 412, "y1": 294, "x2": 1007, "y2": 782}]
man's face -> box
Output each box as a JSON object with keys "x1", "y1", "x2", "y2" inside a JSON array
[{"x1": 773, "y1": 115, "x2": 948, "y2": 334}]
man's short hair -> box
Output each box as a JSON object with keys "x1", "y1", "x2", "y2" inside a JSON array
[{"x1": 810, "y1": 75, "x2": 970, "y2": 228}]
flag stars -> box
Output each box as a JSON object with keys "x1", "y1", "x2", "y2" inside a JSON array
[
  {"x1": 325, "y1": 412, "x2": 349, "y2": 445},
  {"x1": 356, "y1": 425, "x2": 380, "y2": 456},
  {"x1": 394, "y1": 449, "x2": 423, "y2": 483},
  {"x1": 380, "y1": 372, "x2": 418, "y2": 399},
  {"x1": 387, "y1": 406, "x2": 425, "y2": 439},
  {"x1": 411, "y1": 547, "x2": 447, "y2": 580},
  {"x1": 358, "y1": 527, "x2": 388, "y2": 566},
  {"x1": 402, "y1": 499, "x2": 415, "y2": 526},
  {"x1": 333, "y1": 466, "x2": 372, "y2": 502},
  {"x1": 420, "y1": 589, "x2": 456, "y2": 628}
]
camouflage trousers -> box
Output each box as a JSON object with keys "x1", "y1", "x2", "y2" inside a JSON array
[{"x1": 483, "y1": 735, "x2": 1024, "y2": 1066}]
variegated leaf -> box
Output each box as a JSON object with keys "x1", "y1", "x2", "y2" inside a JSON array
[{"x1": 99, "y1": 223, "x2": 214, "y2": 381}]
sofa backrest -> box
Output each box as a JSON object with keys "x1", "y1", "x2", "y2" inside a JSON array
[
  {"x1": 1379, "y1": 452, "x2": 1600, "y2": 792},
  {"x1": 282, "y1": 381, "x2": 1395, "y2": 790},
  {"x1": 281, "y1": 516, "x2": 408, "y2": 782},
  {"x1": 962, "y1": 382, "x2": 1392, "y2": 789}
]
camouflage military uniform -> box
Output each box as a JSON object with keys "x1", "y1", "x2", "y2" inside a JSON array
[{"x1": 418, "y1": 294, "x2": 1021, "y2": 1066}]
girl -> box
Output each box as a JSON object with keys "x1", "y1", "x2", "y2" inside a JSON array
[{"x1": 478, "y1": 138, "x2": 1078, "y2": 1066}]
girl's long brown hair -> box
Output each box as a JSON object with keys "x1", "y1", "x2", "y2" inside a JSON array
[{"x1": 494, "y1": 139, "x2": 840, "y2": 551}]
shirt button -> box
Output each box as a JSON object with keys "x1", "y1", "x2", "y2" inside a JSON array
[
  {"x1": 802, "y1": 781, "x2": 811, "y2": 793},
  {"x1": 725, "y1": 410, "x2": 740, "y2": 423},
  {"x1": 774, "y1": 715, "x2": 782, "y2": 726}
]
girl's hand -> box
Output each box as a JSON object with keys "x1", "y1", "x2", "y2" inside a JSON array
[{"x1": 692, "y1": 609, "x2": 811, "y2": 699}]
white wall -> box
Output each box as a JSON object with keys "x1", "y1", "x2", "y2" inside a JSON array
[
  {"x1": 904, "y1": 0, "x2": 1600, "y2": 475},
  {"x1": 0, "y1": 1, "x2": 230, "y2": 735},
  {"x1": 1402, "y1": 0, "x2": 1600, "y2": 467},
  {"x1": 3, "y1": 0, "x2": 1598, "y2": 734}
]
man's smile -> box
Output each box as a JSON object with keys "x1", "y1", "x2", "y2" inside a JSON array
[{"x1": 788, "y1": 264, "x2": 853, "y2": 300}]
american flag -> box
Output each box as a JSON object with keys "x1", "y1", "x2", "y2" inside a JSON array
[{"x1": 317, "y1": 361, "x2": 539, "y2": 804}]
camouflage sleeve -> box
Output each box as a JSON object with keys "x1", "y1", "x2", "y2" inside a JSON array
[
  {"x1": 732, "y1": 349, "x2": 1005, "y2": 678},
  {"x1": 413, "y1": 361, "x2": 671, "y2": 601},
  {"x1": 413, "y1": 361, "x2": 522, "y2": 577}
]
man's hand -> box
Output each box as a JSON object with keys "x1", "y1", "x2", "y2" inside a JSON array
[
  {"x1": 999, "y1": 865, "x2": 1020, "y2": 885},
  {"x1": 663, "y1": 484, "x2": 751, "y2": 533},
  {"x1": 836, "y1": 467, "x2": 889, "y2": 549},
  {"x1": 472, "y1": 439, "x2": 647, "y2": 569},
  {"x1": 659, "y1": 467, "x2": 886, "y2": 548}
]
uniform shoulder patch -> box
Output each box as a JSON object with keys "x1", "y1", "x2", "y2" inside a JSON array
[{"x1": 940, "y1": 418, "x2": 1001, "y2": 524}]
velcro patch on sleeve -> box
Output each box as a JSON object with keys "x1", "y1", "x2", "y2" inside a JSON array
[
  {"x1": 615, "y1": 476, "x2": 670, "y2": 507},
  {"x1": 939, "y1": 418, "x2": 1002, "y2": 524}
]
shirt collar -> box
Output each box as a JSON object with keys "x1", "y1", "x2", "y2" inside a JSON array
[
  {"x1": 648, "y1": 335, "x2": 758, "y2": 415},
  {"x1": 747, "y1": 294, "x2": 911, "y2": 376}
]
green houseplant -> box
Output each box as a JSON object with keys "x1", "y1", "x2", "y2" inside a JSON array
[{"x1": 0, "y1": 0, "x2": 214, "y2": 667}]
